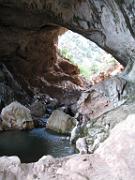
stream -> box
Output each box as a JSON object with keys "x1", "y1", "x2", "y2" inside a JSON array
[{"x1": 0, "y1": 128, "x2": 75, "y2": 163}]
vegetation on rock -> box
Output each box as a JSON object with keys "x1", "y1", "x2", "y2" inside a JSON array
[{"x1": 58, "y1": 30, "x2": 118, "y2": 79}]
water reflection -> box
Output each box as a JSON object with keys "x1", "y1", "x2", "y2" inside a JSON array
[{"x1": 0, "y1": 128, "x2": 74, "y2": 163}]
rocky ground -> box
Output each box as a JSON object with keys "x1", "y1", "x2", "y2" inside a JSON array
[
  {"x1": 1, "y1": 113, "x2": 135, "y2": 180},
  {"x1": 0, "y1": 74, "x2": 135, "y2": 179}
]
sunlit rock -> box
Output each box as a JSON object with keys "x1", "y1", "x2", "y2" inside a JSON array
[
  {"x1": 95, "y1": 114, "x2": 135, "y2": 180},
  {"x1": 46, "y1": 110, "x2": 75, "y2": 134},
  {"x1": 76, "y1": 137, "x2": 87, "y2": 154},
  {"x1": 1, "y1": 101, "x2": 34, "y2": 130},
  {"x1": 77, "y1": 77, "x2": 127, "y2": 120}
]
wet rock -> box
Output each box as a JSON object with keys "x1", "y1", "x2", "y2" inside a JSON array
[
  {"x1": 1, "y1": 101, "x2": 34, "y2": 130},
  {"x1": 46, "y1": 110, "x2": 75, "y2": 134}
]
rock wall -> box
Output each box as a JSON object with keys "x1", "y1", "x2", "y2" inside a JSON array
[
  {"x1": 0, "y1": 64, "x2": 30, "y2": 111},
  {"x1": 0, "y1": 25, "x2": 83, "y2": 105}
]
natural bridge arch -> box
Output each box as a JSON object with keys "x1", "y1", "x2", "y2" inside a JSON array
[
  {"x1": 1, "y1": 2, "x2": 135, "y2": 178},
  {"x1": 0, "y1": 0, "x2": 135, "y2": 66},
  {"x1": 0, "y1": 0, "x2": 135, "y2": 106}
]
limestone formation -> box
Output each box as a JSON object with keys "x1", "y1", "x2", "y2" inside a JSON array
[
  {"x1": 1, "y1": 101, "x2": 34, "y2": 130},
  {"x1": 46, "y1": 110, "x2": 75, "y2": 134}
]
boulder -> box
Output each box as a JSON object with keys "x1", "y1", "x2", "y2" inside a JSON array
[
  {"x1": 95, "y1": 114, "x2": 135, "y2": 180},
  {"x1": 1, "y1": 101, "x2": 34, "y2": 130},
  {"x1": 46, "y1": 110, "x2": 75, "y2": 134},
  {"x1": 30, "y1": 101, "x2": 46, "y2": 118}
]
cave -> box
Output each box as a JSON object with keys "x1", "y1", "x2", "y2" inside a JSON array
[
  {"x1": 0, "y1": 0, "x2": 135, "y2": 179},
  {"x1": 58, "y1": 29, "x2": 124, "y2": 83},
  {"x1": 0, "y1": 26, "x2": 125, "y2": 163}
]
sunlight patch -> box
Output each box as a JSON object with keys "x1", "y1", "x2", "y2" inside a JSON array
[{"x1": 58, "y1": 30, "x2": 123, "y2": 82}]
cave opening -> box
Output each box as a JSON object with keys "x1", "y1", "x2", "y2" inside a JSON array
[{"x1": 58, "y1": 29, "x2": 124, "y2": 85}]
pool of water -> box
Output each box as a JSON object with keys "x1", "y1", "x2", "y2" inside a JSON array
[{"x1": 0, "y1": 128, "x2": 75, "y2": 163}]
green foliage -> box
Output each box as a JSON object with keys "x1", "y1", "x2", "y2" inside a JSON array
[
  {"x1": 59, "y1": 47, "x2": 100, "y2": 79},
  {"x1": 79, "y1": 65, "x2": 91, "y2": 78},
  {"x1": 59, "y1": 30, "x2": 119, "y2": 80},
  {"x1": 59, "y1": 48, "x2": 74, "y2": 62}
]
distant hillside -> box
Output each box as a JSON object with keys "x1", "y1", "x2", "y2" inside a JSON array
[{"x1": 58, "y1": 30, "x2": 117, "y2": 79}]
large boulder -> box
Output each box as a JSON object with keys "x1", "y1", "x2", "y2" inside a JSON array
[
  {"x1": 46, "y1": 110, "x2": 75, "y2": 134},
  {"x1": 1, "y1": 101, "x2": 34, "y2": 130},
  {"x1": 95, "y1": 114, "x2": 135, "y2": 180}
]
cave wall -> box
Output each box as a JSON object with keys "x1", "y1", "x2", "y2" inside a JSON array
[
  {"x1": 0, "y1": 25, "x2": 83, "y2": 105},
  {"x1": 0, "y1": 0, "x2": 135, "y2": 66},
  {"x1": 0, "y1": 0, "x2": 135, "y2": 105}
]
